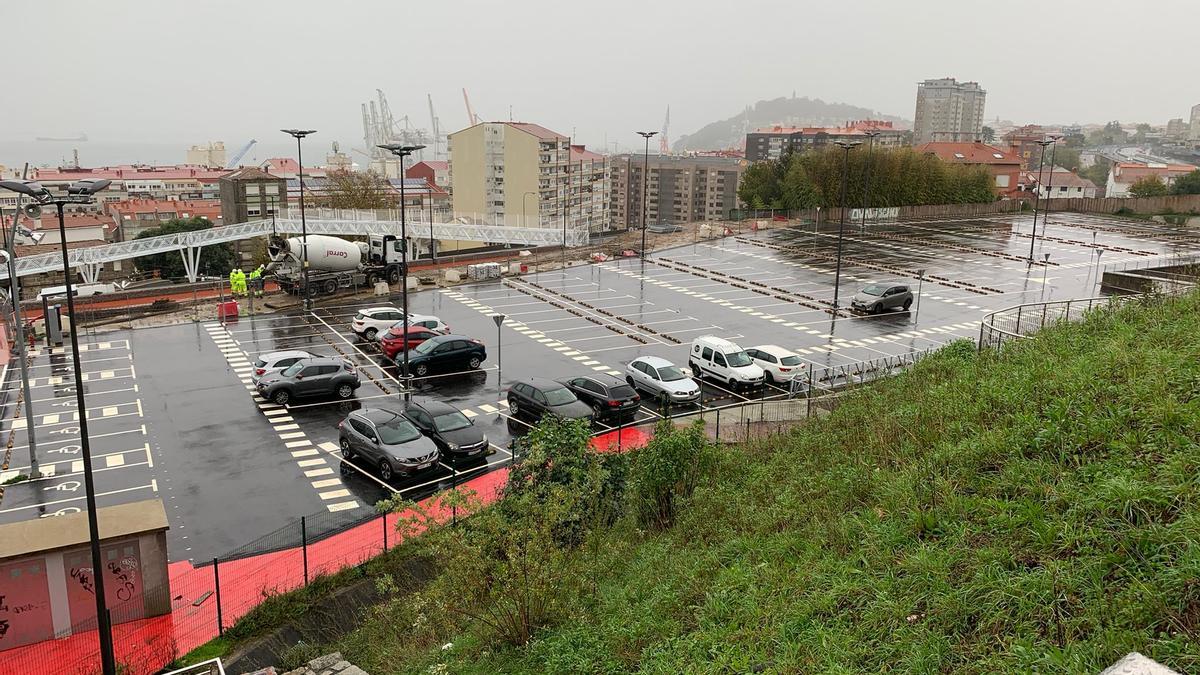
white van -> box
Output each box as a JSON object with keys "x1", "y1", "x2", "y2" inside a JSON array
[
  {"x1": 37, "y1": 283, "x2": 114, "y2": 301},
  {"x1": 688, "y1": 335, "x2": 764, "y2": 390}
]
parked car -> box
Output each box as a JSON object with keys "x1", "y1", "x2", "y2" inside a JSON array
[
  {"x1": 251, "y1": 350, "x2": 314, "y2": 385},
  {"x1": 338, "y1": 408, "x2": 440, "y2": 480},
  {"x1": 745, "y1": 344, "x2": 806, "y2": 384},
  {"x1": 378, "y1": 325, "x2": 442, "y2": 361},
  {"x1": 559, "y1": 373, "x2": 641, "y2": 422},
  {"x1": 625, "y1": 356, "x2": 701, "y2": 405},
  {"x1": 401, "y1": 398, "x2": 489, "y2": 458},
  {"x1": 255, "y1": 357, "x2": 360, "y2": 405},
  {"x1": 351, "y1": 306, "x2": 407, "y2": 339},
  {"x1": 405, "y1": 334, "x2": 487, "y2": 378},
  {"x1": 851, "y1": 283, "x2": 913, "y2": 314},
  {"x1": 507, "y1": 377, "x2": 594, "y2": 423},
  {"x1": 389, "y1": 314, "x2": 450, "y2": 335},
  {"x1": 688, "y1": 335, "x2": 764, "y2": 390}
]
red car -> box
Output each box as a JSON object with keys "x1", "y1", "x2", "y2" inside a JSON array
[{"x1": 379, "y1": 325, "x2": 440, "y2": 360}]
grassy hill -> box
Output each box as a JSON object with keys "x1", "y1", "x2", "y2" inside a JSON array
[
  {"x1": 322, "y1": 293, "x2": 1200, "y2": 673},
  {"x1": 673, "y1": 96, "x2": 909, "y2": 152}
]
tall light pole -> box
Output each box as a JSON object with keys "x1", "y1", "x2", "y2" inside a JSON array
[
  {"x1": 1, "y1": 177, "x2": 117, "y2": 675},
  {"x1": 281, "y1": 129, "x2": 316, "y2": 309},
  {"x1": 523, "y1": 191, "x2": 537, "y2": 280},
  {"x1": 636, "y1": 131, "x2": 658, "y2": 261},
  {"x1": 4, "y1": 166, "x2": 42, "y2": 477},
  {"x1": 1027, "y1": 137, "x2": 1054, "y2": 264},
  {"x1": 378, "y1": 144, "x2": 426, "y2": 401},
  {"x1": 1040, "y1": 136, "x2": 1062, "y2": 238},
  {"x1": 859, "y1": 129, "x2": 881, "y2": 233},
  {"x1": 914, "y1": 268, "x2": 926, "y2": 325},
  {"x1": 831, "y1": 140, "x2": 862, "y2": 311}
]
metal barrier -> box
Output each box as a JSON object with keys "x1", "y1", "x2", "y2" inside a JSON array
[
  {"x1": 977, "y1": 295, "x2": 1136, "y2": 351},
  {"x1": 161, "y1": 658, "x2": 226, "y2": 675}
]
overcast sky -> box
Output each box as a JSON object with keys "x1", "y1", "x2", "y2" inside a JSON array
[{"x1": 4, "y1": 0, "x2": 1197, "y2": 158}]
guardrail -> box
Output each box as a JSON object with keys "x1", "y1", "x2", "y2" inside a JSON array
[{"x1": 977, "y1": 295, "x2": 1136, "y2": 351}]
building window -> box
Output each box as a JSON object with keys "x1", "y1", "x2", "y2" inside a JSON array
[
  {"x1": 246, "y1": 184, "x2": 261, "y2": 195},
  {"x1": 265, "y1": 184, "x2": 279, "y2": 195},
  {"x1": 995, "y1": 175, "x2": 1010, "y2": 188}
]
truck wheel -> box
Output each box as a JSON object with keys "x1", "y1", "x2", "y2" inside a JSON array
[
  {"x1": 388, "y1": 267, "x2": 401, "y2": 284},
  {"x1": 323, "y1": 279, "x2": 337, "y2": 295},
  {"x1": 366, "y1": 272, "x2": 380, "y2": 286}
]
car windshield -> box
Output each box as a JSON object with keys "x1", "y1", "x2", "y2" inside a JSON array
[
  {"x1": 780, "y1": 355, "x2": 803, "y2": 366},
  {"x1": 376, "y1": 417, "x2": 421, "y2": 444},
  {"x1": 434, "y1": 411, "x2": 472, "y2": 432},
  {"x1": 658, "y1": 365, "x2": 687, "y2": 382},
  {"x1": 414, "y1": 340, "x2": 439, "y2": 355},
  {"x1": 860, "y1": 284, "x2": 887, "y2": 296},
  {"x1": 281, "y1": 362, "x2": 304, "y2": 377},
  {"x1": 726, "y1": 350, "x2": 753, "y2": 367},
  {"x1": 544, "y1": 387, "x2": 577, "y2": 406}
]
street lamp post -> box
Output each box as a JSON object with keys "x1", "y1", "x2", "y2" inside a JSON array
[
  {"x1": 1041, "y1": 253, "x2": 1051, "y2": 298},
  {"x1": 4, "y1": 184, "x2": 43, "y2": 477},
  {"x1": 831, "y1": 140, "x2": 862, "y2": 311},
  {"x1": 0, "y1": 178, "x2": 117, "y2": 675},
  {"x1": 281, "y1": 129, "x2": 316, "y2": 309},
  {"x1": 1027, "y1": 137, "x2": 1054, "y2": 263},
  {"x1": 492, "y1": 313, "x2": 505, "y2": 397},
  {"x1": 859, "y1": 130, "x2": 881, "y2": 233},
  {"x1": 378, "y1": 144, "x2": 426, "y2": 401},
  {"x1": 914, "y1": 268, "x2": 926, "y2": 325},
  {"x1": 636, "y1": 131, "x2": 658, "y2": 261},
  {"x1": 1040, "y1": 138, "x2": 1061, "y2": 237}
]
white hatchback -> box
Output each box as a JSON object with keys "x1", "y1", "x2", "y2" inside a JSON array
[
  {"x1": 377, "y1": 314, "x2": 450, "y2": 342},
  {"x1": 252, "y1": 350, "x2": 314, "y2": 384},
  {"x1": 745, "y1": 345, "x2": 807, "y2": 384}
]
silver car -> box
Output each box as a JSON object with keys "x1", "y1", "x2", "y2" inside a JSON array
[
  {"x1": 850, "y1": 283, "x2": 913, "y2": 314},
  {"x1": 251, "y1": 350, "x2": 314, "y2": 385},
  {"x1": 625, "y1": 356, "x2": 701, "y2": 404}
]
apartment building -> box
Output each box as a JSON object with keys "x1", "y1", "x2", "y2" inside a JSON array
[
  {"x1": 746, "y1": 121, "x2": 903, "y2": 162},
  {"x1": 219, "y1": 166, "x2": 286, "y2": 225},
  {"x1": 448, "y1": 121, "x2": 609, "y2": 233},
  {"x1": 1002, "y1": 125, "x2": 1053, "y2": 171},
  {"x1": 28, "y1": 165, "x2": 227, "y2": 211},
  {"x1": 1190, "y1": 104, "x2": 1200, "y2": 144},
  {"x1": 912, "y1": 78, "x2": 987, "y2": 145},
  {"x1": 106, "y1": 198, "x2": 224, "y2": 240},
  {"x1": 916, "y1": 142, "x2": 1021, "y2": 197},
  {"x1": 406, "y1": 160, "x2": 450, "y2": 189},
  {"x1": 609, "y1": 154, "x2": 746, "y2": 228}
]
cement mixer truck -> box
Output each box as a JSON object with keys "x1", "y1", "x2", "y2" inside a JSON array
[{"x1": 265, "y1": 234, "x2": 424, "y2": 297}]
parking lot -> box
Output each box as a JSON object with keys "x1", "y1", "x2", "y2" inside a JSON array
[{"x1": 1, "y1": 211, "x2": 1195, "y2": 563}]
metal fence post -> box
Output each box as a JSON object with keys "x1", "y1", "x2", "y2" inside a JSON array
[
  {"x1": 715, "y1": 408, "x2": 721, "y2": 443},
  {"x1": 213, "y1": 557, "x2": 224, "y2": 637},
  {"x1": 382, "y1": 513, "x2": 388, "y2": 551},
  {"x1": 301, "y1": 516, "x2": 309, "y2": 587}
]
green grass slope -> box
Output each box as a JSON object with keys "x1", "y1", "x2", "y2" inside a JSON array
[{"x1": 346, "y1": 293, "x2": 1200, "y2": 673}]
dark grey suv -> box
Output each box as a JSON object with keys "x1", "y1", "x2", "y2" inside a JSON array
[
  {"x1": 255, "y1": 357, "x2": 360, "y2": 405},
  {"x1": 507, "y1": 377, "x2": 593, "y2": 424},
  {"x1": 850, "y1": 283, "x2": 913, "y2": 314},
  {"x1": 338, "y1": 408, "x2": 440, "y2": 480}
]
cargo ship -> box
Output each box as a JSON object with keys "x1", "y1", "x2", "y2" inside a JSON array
[{"x1": 35, "y1": 133, "x2": 88, "y2": 142}]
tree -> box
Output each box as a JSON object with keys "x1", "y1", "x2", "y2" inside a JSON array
[
  {"x1": 1044, "y1": 146, "x2": 1081, "y2": 173},
  {"x1": 133, "y1": 217, "x2": 235, "y2": 279},
  {"x1": 1078, "y1": 157, "x2": 1111, "y2": 190},
  {"x1": 1132, "y1": 123, "x2": 1153, "y2": 143},
  {"x1": 780, "y1": 159, "x2": 821, "y2": 209},
  {"x1": 320, "y1": 170, "x2": 395, "y2": 209},
  {"x1": 1127, "y1": 175, "x2": 1169, "y2": 198},
  {"x1": 737, "y1": 161, "x2": 783, "y2": 209},
  {"x1": 1170, "y1": 169, "x2": 1200, "y2": 195},
  {"x1": 981, "y1": 125, "x2": 996, "y2": 143}
]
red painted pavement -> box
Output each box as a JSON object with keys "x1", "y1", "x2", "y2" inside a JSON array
[{"x1": 0, "y1": 431, "x2": 651, "y2": 674}]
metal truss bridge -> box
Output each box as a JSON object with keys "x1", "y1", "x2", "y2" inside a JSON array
[{"x1": 2, "y1": 208, "x2": 590, "y2": 283}]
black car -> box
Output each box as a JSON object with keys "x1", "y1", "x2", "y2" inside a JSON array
[
  {"x1": 338, "y1": 408, "x2": 440, "y2": 480},
  {"x1": 558, "y1": 374, "x2": 641, "y2": 422},
  {"x1": 507, "y1": 377, "x2": 594, "y2": 424},
  {"x1": 405, "y1": 334, "x2": 487, "y2": 378},
  {"x1": 402, "y1": 398, "x2": 489, "y2": 458}
]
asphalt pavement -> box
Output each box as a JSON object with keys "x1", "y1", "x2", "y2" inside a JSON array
[{"x1": 1, "y1": 211, "x2": 1195, "y2": 563}]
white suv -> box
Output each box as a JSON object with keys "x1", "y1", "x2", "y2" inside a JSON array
[
  {"x1": 351, "y1": 306, "x2": 406, "y2": 340},
  {"x1": 688, "y1": 335, "x2": 764, "y2": 390}
]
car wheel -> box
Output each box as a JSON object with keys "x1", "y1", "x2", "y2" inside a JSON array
[
  {"x1": 415, "y1": 363, "x2": 429, "y2": 377},
  {"x1": 508, "y1": 398, "x2": 519, "y2": 417},
  {"x1": 626, "y1": 375, "x2": 636, "y2": 388},
  {"x1": 873, "y1": 303, "x2": 884, "y2": 314},
  {"x1": 271, "y1": 389, "x2": 291, "y2": 405},
  {"x1": 364, "y1": 327, "x2": 378, "y2": 340},
  {"x1": 903, "y1": 298, "x2": 913, "y2": 311},
  {"x1": 336, "y1": 383, "x2": 354, "y2": 399},
  {"x1": 765, "y1": 371, "x2": 776, "y2": 384},
  {"x1": 468, "y1": 356, "x2": 481, "y2": 369},
  {"x1": 339, "y1": 438, "x2": 353, "y2": 459},
  {"x1": 592, "y1": 403, "x2": 604, "y2": 418},
  {"x1": 378, "y1": 460, "x2": 393, "y2": 481}
]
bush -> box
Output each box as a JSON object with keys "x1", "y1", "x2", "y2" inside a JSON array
[{"x1": 628, "y1": 421, "x2": 717, "y2": 530}]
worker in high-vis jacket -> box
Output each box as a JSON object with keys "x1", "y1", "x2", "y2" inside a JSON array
[
  {"x1": 228, "y1": 268, "x2": 240, "y2": 297},
  {"x1": 249, "y1": 265, "x2": 265, "y2": 298},
  {"x1": 233, "y1": 268, "x2": 247, "y2": 297}
]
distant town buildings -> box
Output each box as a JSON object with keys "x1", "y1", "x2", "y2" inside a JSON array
[
  {"x1": 745, "y1": 121, "x2": 903, "y2": 162},
  {"x1": 27, "y1": 165, "x2": 227, "y2": 211},
  {"x1": 31, "y1": 212, "x2": 112, "y2": 244},
  {"x1": 1190, "y1": 104, "x2": 1200, "y2": 144},
  {"x1": 1002, "y1": 125, "x2": 1053, "y2": 171},
  {"x1": 1020, "y1": 167, "x2": 1099, "y2": 199},
  {"x1": 219, "y1": 166, "x2": 286, "y2": 227},
  {"x1": 406, "y1": 160, "x2": 450, "y2": 190},
  {"x1": 1106, "y1": 162, "x2": 1198, "y2": 198},
  {"x1": 106, "y1": 198, "x2": 224, "y2": 240},
  {"x1": 912, "y1": 78, "x2": 986, "y2": 145},
  {"x1": 448, "y1": 121, "x2": 610, "y2": 233},
  {"x1": 609, "y1": 154, "x2": 746, "y2": 228},
  {"x1": 1166, "y1": 118, "x2": 1188, "y2": 139},
  {"x1": 915, "y1": 142, "x2": 1020, "y2": 197},
  {"x1": 186, "y1": 142, "x2": 227, "y2": 168}
]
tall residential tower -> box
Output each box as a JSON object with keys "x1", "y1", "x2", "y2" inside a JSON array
[{"x1": 912, "y1": 78, "x2": 986, "y2": 145}]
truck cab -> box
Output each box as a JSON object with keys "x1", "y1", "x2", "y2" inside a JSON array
[{"x1": 368, "y1": 234, "x2": 421, "y2": 266}]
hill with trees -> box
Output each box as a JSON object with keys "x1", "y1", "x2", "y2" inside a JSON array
[{"x1": 673, "y1": 95, "x2": 909, "y2": 152}]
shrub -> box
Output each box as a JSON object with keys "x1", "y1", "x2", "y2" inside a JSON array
[{"x1": 628, "y1": 420, "x2": 717, "y2": 530}]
